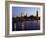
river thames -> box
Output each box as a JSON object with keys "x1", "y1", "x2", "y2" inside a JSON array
[{"x1": 13, "y1": 20, "x2": 40, "y2": 31}]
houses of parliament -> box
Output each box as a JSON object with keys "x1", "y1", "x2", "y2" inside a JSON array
[
  {"x1": 12, "y1": 10, "x2": 40, "y2": 31},
  {"x1": 12, "y1": 11, "x2": 40, "y2": 23}
]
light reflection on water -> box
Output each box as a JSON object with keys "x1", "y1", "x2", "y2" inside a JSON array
[{"x1": 14, "y1": 20, "x2": 40, "y2": 31}]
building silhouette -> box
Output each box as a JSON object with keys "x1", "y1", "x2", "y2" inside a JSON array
[
  {"x1": 36, "y1": 11, "x2": 38, "y2": 22},
  {"x1": 36, "y1": 11, "x2": 38, "y2": 17},
  {"x1": 12, "y1": 10, "x2": 40, "y2": 31}
]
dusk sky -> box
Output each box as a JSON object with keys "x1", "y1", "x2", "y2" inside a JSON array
[{"x1": 12, "y1": 7, "x2": 40, "y2": 17}]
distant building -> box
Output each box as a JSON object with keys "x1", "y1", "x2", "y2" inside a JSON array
[
  {"x1": 12, "y1": 10, "x2": 40, "y2": 23},
  {"x1": 36, "y1": 11, "x2": 38, "y2": 17}
]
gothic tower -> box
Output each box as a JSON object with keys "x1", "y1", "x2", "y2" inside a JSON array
[
  {"x1": 36, "y1": 10, "x2": 38, "y2": 23},
  {"x1": 26, "y1": 13, "x2": 27, "y2": 17},
  {"x1": 36, "y1": 11, "x2": 38, "y2": 17}
]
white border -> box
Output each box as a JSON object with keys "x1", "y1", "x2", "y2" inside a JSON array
[{"x1": 9, "y1": 3, "x2": 43, "y2": 35}]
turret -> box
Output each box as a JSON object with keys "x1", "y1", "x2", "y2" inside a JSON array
[
  {"x1": 36, "y1": 10, "x2": 38, "y2": 23},
  {"x1": 36, "y1": 11, "x2": 38, "y2": 17}
]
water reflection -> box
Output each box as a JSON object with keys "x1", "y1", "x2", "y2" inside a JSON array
[{"x1": 13, "y1": 20, "x2": 40, "y2": 31}]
